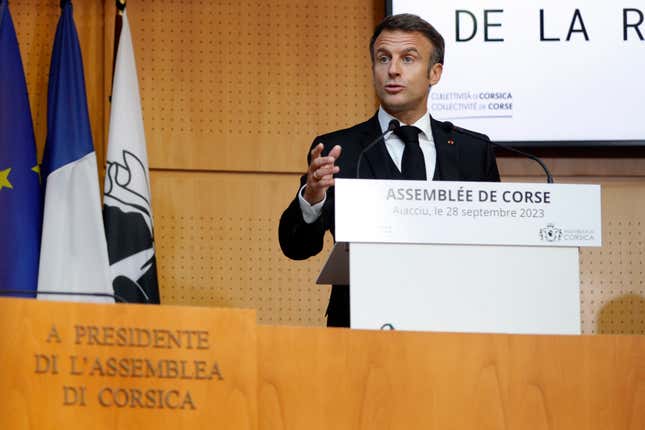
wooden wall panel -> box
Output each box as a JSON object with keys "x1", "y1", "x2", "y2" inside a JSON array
[
  {"x1": 118, "y1": 0, "x2": 382, "y2": 172},
  {"x1": 13, "y1": 0, "x2": 105, "y2": 166},
  {"x1": 581, "y1": 182, "x2": 645, "y2": 334},
  {"x1": 151, "y1": 170, "x2": 333, "y2": 326},
  {"x1": 153, "y1": 172, "x2": 645, "y2": 332}
]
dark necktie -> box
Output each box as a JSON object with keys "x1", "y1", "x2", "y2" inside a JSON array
[{"x1": 394, "y1": 125, "x2": 426, "y2": 180}]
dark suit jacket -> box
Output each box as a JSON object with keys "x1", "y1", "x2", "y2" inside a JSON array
[{"x1": 279, "y1": 113, "x2": 500, "y2": 327}]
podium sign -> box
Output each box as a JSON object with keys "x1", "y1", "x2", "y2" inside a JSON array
[
  {"x1": 0, "y1": 298, "x2": 257, "y2": 430},
  {"x1": 327, "y1": 180, "x2": 601, "y2": 334},
  {"x1": 335, "y1": 179, "x2": 601, "y2": 247}
]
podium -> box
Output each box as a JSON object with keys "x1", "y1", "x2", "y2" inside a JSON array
[
  {"x1": 2, "y1": 298, "x2": 643, "y2": 430},
  {"x1": 319, "y1": 179, "x2": 601, "y2": 334}
]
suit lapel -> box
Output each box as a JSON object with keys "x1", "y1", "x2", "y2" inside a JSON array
[
  {"x1": 431, "y1": 116, "x2": 460, "y2": 181},
  {"x1": 359, "y1": 114, "x2": 393, "y2": 179}
]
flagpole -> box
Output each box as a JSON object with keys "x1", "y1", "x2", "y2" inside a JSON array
[{"x1": 110, "y1": 0, "x2": 126, "y2": 100}]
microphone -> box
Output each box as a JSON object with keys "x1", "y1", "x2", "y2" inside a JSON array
[
  {"x1": 0, "y1": 289, "x2": 129, "y2": 303},
  {"x1": 440, "y1": 121, "x2": 554, "y2": 184},
  {"x1": 356, "y1": 119, "x2": 400, "y2": 178}
]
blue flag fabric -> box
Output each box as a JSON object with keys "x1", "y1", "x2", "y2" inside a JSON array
[
  {"x1": 0, "y1": 1, "x2": 42, "y2": 296},
  {"x1": 41, "y1": 0, "x2": 93, "y2": 179},
  {"x1": 38, "y1": 0, "x2": 112, "y2": 301}
]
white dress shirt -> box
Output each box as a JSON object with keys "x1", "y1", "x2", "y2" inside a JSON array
[
  {"x1": 378, "y1": 107, "x2": 436, "y2": 179},
  {"x1": 298, "y1": 107, "x2": 437, "y2": 223}
]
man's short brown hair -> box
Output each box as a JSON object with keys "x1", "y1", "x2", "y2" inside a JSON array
[{"x1": 370, "y1": 13, "x2": 445, "y2": 66}]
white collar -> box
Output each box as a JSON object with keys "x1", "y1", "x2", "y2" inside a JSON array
[{"x1": 377, "y1": 107, "x2": 432, "y2": 139}]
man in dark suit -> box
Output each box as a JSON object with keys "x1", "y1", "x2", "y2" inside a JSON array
[{"x1": 279, "y1": 14, "x2": 500, "y2": 327}]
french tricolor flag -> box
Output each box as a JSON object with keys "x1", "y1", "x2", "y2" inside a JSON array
[{"x1": 37, "y1": 1, "x2": 112, "y2": 302}]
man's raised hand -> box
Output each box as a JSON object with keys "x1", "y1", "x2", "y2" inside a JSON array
[{"x1": 303, "y1": 143, "x2": 342, "y2": 205}]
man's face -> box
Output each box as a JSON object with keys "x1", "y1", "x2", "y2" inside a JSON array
[{"x1": 372, "y1": 30, "x2": 443, "y2": 122}]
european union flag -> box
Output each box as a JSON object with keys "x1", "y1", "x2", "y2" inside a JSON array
[{"x1": 0, "y1": 1, "x2": 42, "y2": 296}]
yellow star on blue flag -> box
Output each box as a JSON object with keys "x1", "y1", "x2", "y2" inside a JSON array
[
  {"x1": 0, "y1": 168, "x2": 12, "y2": 190},
  {"x1": 32, "y1": 164, "x2": 41, "y2": 183}
]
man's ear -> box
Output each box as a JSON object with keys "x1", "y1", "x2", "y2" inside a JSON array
[{"x1": 429, "y1": 62, "x2": 443, "y2": 86}]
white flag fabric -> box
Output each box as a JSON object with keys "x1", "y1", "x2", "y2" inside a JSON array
[
  {"x1": 38, "y1": 154, "x2": 113, "y2": 302},
  {"x1": 103, "y1": 9, "x2": 160, "y2": 303},
  {"x1": 38, "y1": 2, "x2": 113, "y2": 302}
]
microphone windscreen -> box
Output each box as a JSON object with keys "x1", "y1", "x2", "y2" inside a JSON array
[{"x1": 441, "y1": 121, "x2": 455, "y2": 132}]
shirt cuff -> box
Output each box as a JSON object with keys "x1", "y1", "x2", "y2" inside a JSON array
[{"x1": 298, "y1": 184, "x2": 326, "y2": 224}]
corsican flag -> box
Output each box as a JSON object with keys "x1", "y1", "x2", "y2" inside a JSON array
[
  {"x1": 0, "y1": 0, "x2": 42, "y2": 297},
  {"x1": 38, "y1": 0, "x2": 113, "y2": 302},
  {"x1": 103, "y1": 7, "x2": 160, "y2": 303}
]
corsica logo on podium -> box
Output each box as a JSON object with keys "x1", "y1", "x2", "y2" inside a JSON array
[{"x1": 539, "y1": 223, "x2": 563, "y2": 242}]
